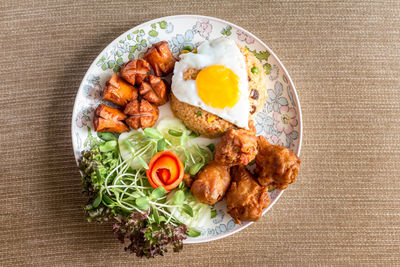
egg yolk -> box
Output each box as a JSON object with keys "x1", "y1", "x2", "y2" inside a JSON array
[{"x1": 196, "y1": 65, "x2": 240, "y2": 109}]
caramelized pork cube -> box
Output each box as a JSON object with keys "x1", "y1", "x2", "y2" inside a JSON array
[
  {"x1": 93, "y1": 104, "x2": 129, "y2": 133},
  {"x1": 139, "y1": 75, "x2": 168, "y2": 106},
  {"x1": 256, "y1": 136, "x2": 301, "y2": 190},
  {"x1": 144, "y1": 41, "x2": 176, "y2": 76},
  {"x1": 226, "y1": 166, "x2": 270, "y2": 225},
  {"x1": 120, "y1": 59, "x2": 151, "y2": 86},
  {"x1": 191, "y1": 161, "x2": 231, "y2": 205},
  {"x1": 124, "y1": 99, "x2": 159, "y2": 129},
  {"x1": 102, "y1": 74, "x2": 137, "y2": 107}
]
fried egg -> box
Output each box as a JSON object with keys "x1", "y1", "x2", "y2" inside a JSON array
[{"x1": 171, "y1": 37, "x2": 249, "y2": 128}]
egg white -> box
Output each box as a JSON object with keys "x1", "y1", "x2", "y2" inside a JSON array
[{"x1": 171, "y1": 37, "x2": 249, "y2": 128}]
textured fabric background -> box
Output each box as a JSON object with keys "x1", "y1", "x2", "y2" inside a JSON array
[{"x1": 1, "y1": 1, "x2": 400, "y2": 266}]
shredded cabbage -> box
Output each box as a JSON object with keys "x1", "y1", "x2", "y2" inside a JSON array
[
  {"x1": 117, "y1": 117, "x2": 214, "y2": 229},
  {"x1": 157, "y1": 117, "x2": 212, "y2": 172},
  {"x1": 118, "y1": 130, "x2": 158, "y2": 170},
  {"x1": 166, "y1": 189, "x2": 211, "y2": 228},
  {"x1": 156, "y1": 117, "x2": 189, "y2": 147},
  {"x1": 120, "y1": 117, "x2": 212, "y2": 174}
]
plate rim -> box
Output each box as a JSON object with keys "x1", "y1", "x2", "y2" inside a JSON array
[{"x1": 71, "y1": 14, "x2": 303, "y2": 244}]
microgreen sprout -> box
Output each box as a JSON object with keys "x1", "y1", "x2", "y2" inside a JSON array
[{"x1": 80, "y1": 121, "x2": 216, "y2": 257}]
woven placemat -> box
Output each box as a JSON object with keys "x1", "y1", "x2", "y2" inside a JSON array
[{"x1": 1, "y1": 1, "x2": 400, "y2": 266}]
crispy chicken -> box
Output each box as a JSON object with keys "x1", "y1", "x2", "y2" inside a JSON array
[
  {"x1": 256, "y1": 136, "x2": 301, "y2": 190},
  {"x1": 226, "y1": 166, "x2": 270, "y2": 225},
  {"x1": 191, "y1": 161, "x2": 231, "y2": 205},
  {"x1": 214, "y1": 121, "x2": 257, "y2": 166}
]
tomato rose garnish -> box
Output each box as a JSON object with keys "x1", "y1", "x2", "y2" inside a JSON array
[{"x1": 146, "y1": 151, "x2": 184, "y2": 192}]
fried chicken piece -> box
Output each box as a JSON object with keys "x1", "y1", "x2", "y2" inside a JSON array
[
  {"x1": 124, "y1": 99, "x2": 159, "y2": 129},
  {"x1": 144, "y1": 41, "x2": 176, "y2": 76},
  {"x1": 93, "y1": 104, "x2": 129, "y2": 133},
  {"x1": 102, "y1": 74, "x2": 138, "y2": 107},
  {"x1": 120, "y1": 59, "x2": 151, "y2": 86},
  {"x1": 256, "y1": 136, "x2": 301, "y2": 190},
  {"x1": 226, "y1": 166, "x2": 270, "y2": 225},
  {"x1": 139, "y1": 75, "x2": 168, "y2": 106},
  {"x1": 214, "y1": 121, "x2": 257, "y2": 166},
  {"x1": 191, "y1": 161, "x2": 231, "y2": 205}
]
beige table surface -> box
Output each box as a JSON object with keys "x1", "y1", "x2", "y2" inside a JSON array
[{"x1": 1, "y1": 1, "x2": 400, "y2": 266}]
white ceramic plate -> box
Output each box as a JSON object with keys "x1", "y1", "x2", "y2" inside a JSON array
[{"x1": 72, "y1": 15, "x2": 302, "y2": 243}]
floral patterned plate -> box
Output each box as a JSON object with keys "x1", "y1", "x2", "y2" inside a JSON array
[{"x1": 72, "y1": 15, "x2": 302, "y2": 243}]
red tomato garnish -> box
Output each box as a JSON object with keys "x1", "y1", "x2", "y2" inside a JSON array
[{"x1": 146, "y1": 151, "x2": 184, "y2": 192}]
